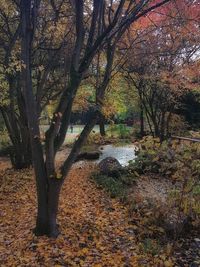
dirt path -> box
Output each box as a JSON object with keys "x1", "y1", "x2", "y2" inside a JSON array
[{"x1": 0, "y1": 164, "x2": 144, "y2": 267}]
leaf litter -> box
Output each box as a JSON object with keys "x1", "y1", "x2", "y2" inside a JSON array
[{"x1": 0, "y1": 160, "x2": 199, "y2": 266}]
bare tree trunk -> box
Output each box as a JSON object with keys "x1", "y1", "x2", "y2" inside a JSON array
[
  {"x1": 47, "y1": 181, "x2": 62, "y2": 236},
  {"x1": 34, "y1": 179, "x2": 62, "y2": 237},
  {"x1": 166, "y1": 112, "x2": 172, "y2": 136},
  {"x1": 0, "y1": 107, "x2": 32, "y2": 168},
  {"x1": 99, "y1": 114, "x2": 106, "y2": 136},
  {"x1": 159, "y1": 111, "x2": 166, "y2": 142},
  {"x1": 21, "y1": 0, "x2": 50, "y2": 236},
  {"x1": 140, "y1": 103, "x2": 145, "y2": 137}
]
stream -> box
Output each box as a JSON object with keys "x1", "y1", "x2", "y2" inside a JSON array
[{"x1": 97, "y1": 144, "x2": 136, "y2": 166}]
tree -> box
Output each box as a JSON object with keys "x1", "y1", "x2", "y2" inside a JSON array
[
  {"x1": 0, "y1": 0, "x2": 72, "y2": 168},
  {"x1": 19, "y1": 0, "x2": 173, "y2": 237},
  {"x1": 122, "y1": 0, "x2": 200, "y2": 140},
  {"x1": 0, "y1": 0, "x2": 32, "y2": 168},
  {"x1": 177, "y1": 60, "x2": 200, "y2": 128}
]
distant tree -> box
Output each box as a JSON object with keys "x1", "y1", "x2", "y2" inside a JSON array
[
  {"x1": 177, "y1": 60, "x2": 200, "y2": 128},
  {"x1": 122, "y1": 0, "x2": 200, "y2": 140}
]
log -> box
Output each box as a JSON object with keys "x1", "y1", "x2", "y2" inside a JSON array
[{"x1": 75, "y1": 151, "x2": 101, "y2": 162}]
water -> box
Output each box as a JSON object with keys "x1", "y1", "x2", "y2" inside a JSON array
[
  {"x1": 97, "y1": 145, "x2": 136, "y2": 166},
  {"x1": 40, "y1": 125, "x2": 109, "y2": 144}
]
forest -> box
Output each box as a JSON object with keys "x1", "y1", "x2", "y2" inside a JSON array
[{"x1": 0, "y1": 0, "x2": 200, "y2": 266}]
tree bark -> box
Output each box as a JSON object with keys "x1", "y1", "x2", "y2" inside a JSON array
[
  {"x1": 34, "y1": 179, "x2": 62, "y2": 237},
  {"x1": 20, "y1": 0, "x2": 51, "y2": 236},
  {"x1": 47, "y1": 180, "x2": 62, "y2": 236},
  {"x1": 140, "y1": 103, "x2": 145, "y2": 137},
  {"x1": 0, "y1": 107, "x2": 32, "y2": 168},
  {"x1": 99, "y1": 114, "x2": 106, "y2": 136}
]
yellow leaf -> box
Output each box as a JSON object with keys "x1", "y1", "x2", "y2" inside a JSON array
[
  {"x1": 81, "y1": 247, "x2": 89, "y2": 254},
  {"x1": 164, "y1": 260, "x2": 173, "y2": 267},
  {"x1": 56, "y1": 172, "x2": 62, "y2": 179}
]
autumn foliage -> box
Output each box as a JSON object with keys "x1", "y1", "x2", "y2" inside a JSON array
[{"x1": 0, "y1": 2, "x2": 200, "y2": 265}]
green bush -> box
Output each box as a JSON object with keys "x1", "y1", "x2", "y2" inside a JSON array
[
  {"x1": 92, "y1": 173, "x2": 126, "y2": 199},
  {"x1": 107, "y1": 123, "x2": 131, "y2": 139},
  {"x1": 92, "y1": 169, "x2": 137, "y2": 201},
  {"x1": 118, "y1": 124, "x2": 130, "y2": 139}
]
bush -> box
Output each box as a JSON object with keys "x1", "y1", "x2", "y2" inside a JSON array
[
  {"x1": 107, "y1": 123, "x2": 131, "y2": 139},
  {"x1": 85, "y1": 132, "x2": 104, "y2": 145},
  {"x1": 0, "y1": 130, "x2": 10, "y2": 154},
  {"x1": 92, "y1": 173, "x2": 126, "y2": 199},
  {"x1": 129, "y1": 136, "x2": 200, "y2": 222},
  {"x1": 129, "y1": 136, "x2": 200, "y2": 177},
  {"x1": 92, "y1": 168, "x2": 137, "y2": 202},
  {"x1": 85, "y1": 132, "x2": 132, "y2": 147},
  {"x1": 168, "y1": 114, "x2": 189, "y2": 136},
  {"x1": 132, "y1": 124, "x2": 143, "y2": 139}
]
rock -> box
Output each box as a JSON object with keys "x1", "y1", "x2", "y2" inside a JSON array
[
  {"x1": 194, "y1": 238, "x2": 200, "y2": 244},
  {"x1": 98, "y1": 157, "x2": 123, "y2": 177}
]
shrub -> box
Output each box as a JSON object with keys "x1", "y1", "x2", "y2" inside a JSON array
[
  {"x1": 168, "y1": 113, "x2": 189, "y2": 136},
  {"x1": 0, "y1": 130, "x2": 10, "y2": 155},
  {"x1": 107, "y1": 123, "x2": 131, "y2": 139},
  {"x1": 132, "y1": 124, "x2": 143, "y2": 139},
  {"x1": 141, "y1": 238, "x2": 161, "y2": 256},
  {"x1": 91, "y1": 168, "x2": 137, "y2": 202},
  {"x1": 92, "y1": 173, "x2": 126, "y2": 200},
  {"x1": 85, "y1": 133, "x2": 104, "y2": 145},
  {"x1": 129, "y1": 136, "x2": 200, "y2": 222}
]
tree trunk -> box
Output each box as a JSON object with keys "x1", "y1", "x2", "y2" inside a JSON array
[
  {"x1": 159, "y1": 111, "x2": 166, "y2": 142},
  {"x1": 0, "y1": 107, "x2": 32, "y2": 169},
  {"x1": 20, "y1": 0, "x2": 51, "y2": 236},
  {"x1": 10, "y1": 123, "x2": 32, "y2": 168},
  {"x1": 9, "y1": 144, "x2": 32, "y2": 169},
  {"x1": 140, "y1": 103, "x2": 145, "y2": 137},
  {"x1": 47, "y1": 180, "x2": 62, "y2": 237},
  {"x1": 34, "y1": 178, "x2": 62, "y2": 238},
  {"x1": 152, "y1": 117, "x2": 159, "y2": 138},
  {"x1": 166, "y1": 111, "x2": 172, "y2": 137},
  {"x1": 99, "y1": 114, "x2": 106, "y2": 136}
]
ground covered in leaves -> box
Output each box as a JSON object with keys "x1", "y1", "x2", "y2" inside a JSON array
[{"x1": 0, "y1": 161, "x2": 199, "y2": 266}]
